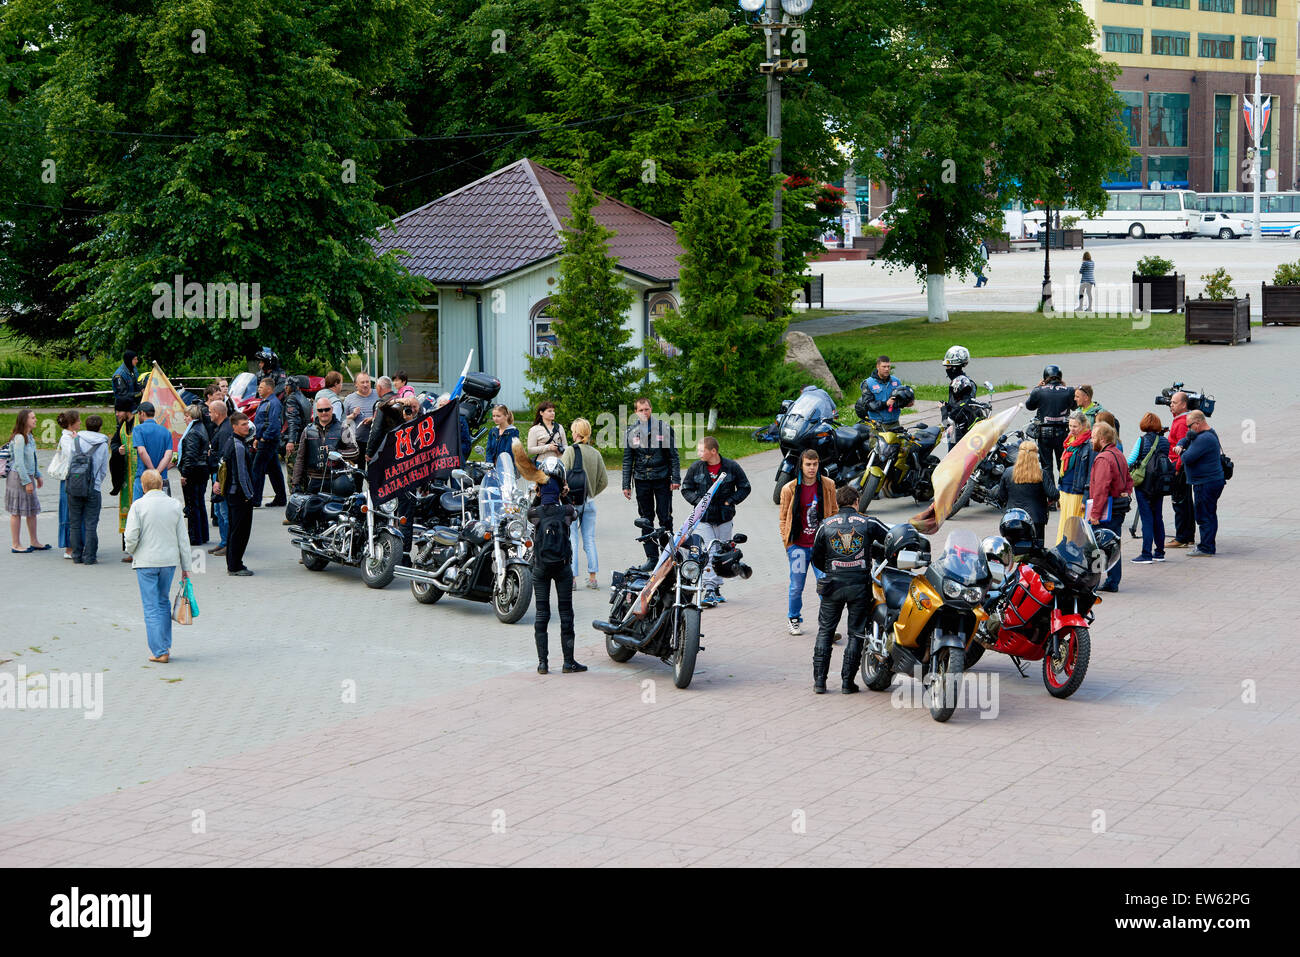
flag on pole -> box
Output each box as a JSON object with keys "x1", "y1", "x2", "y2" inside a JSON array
[
  {"x1": 1243, "y1": 97, "x2": 1272, "y2": 140},
  {"x1": 910, "y1": 404, "x2": 1022, "y2": 535},
  {"x1": 447, "y1": 351, "x2": 474, "y2": 401},
  {"x1": 139, "y1": 362, "x2": 188, "y2": 453}
]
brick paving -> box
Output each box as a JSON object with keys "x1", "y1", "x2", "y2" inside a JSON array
[{"x1": 1, "y1": 327, "x2": 1298, "y2": 866}]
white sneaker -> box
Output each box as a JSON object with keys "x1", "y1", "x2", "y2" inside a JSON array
[{"x1": 788, "y1": 618, "x2": 802, "y2": 636}]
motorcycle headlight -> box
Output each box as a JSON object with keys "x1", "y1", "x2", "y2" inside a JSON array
[
  {"x1": 962, "y1": 586, "x2": 984, "y2": 604},
  {"x1": 379, "y1": 499, "x2": 397, "y2": 515},
  {"x1": 942, "y1": 579, "x2": 963, "y2": 599},
  {"x1": 680, "y1": 560, "x2": 701, "y2": 583},
  {"x1": 506, "y1": 518, "x2": 526, "y2": 541}
]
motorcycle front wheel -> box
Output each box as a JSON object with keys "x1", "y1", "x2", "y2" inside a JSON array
[
  {"x1": 857, "y1": 473, "x2": 882, "y2": 512},
  {"x1": 493, "y1": 564, "x2": 533, "y2": 624},
  {"x1": 924, "y1": 645, "x2": 965, "y2": 722},
  {"x1": 1043, "y1": 626, "x2": 1090, "y2": 699},
  {"x1": 361, "y1": 531, "x2": 400, "y2": 589},
  {"x1": 672, "y1": 607, "x2": 701, "y2": 689},
  {"x1": 772, "y1": 474, "x2": 791, "y2": 505}
]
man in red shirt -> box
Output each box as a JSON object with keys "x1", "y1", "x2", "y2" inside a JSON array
[
  {"x1": 778, "y1": 450, "x2": 839, "y2": 635},
  {"x1": 1088, "y1": 421, "x2": 1133, "y2": 592},
  {"x1": 1165, "y1": 392, "x2": 1195, "y2": 548}
]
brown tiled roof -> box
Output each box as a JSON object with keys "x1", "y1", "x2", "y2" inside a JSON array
[{"x1": 374, "y1": 159, "x2": 683, "y2": 285}]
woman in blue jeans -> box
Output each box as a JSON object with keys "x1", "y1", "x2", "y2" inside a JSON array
[
  {"x1": 561, "y1": 418, "x2": 608, "y2": 589},
  {"x1": 124, "y1": 469, "x2": 193, "y2": 662},
  {"x1": 778, "y1": 450, "x2": 838, "y2": 635},
  {"x1": 1127, "y1": 412, "x2": 1169, "y2": 563}
]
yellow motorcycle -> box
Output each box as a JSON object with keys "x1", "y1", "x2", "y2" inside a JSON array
[
  {"x1": 854, "y1": 420, "x2": 943, "y2": 511},
  {"x1": 861, "y1": 525, "x2": 1002, "y2": 722}
]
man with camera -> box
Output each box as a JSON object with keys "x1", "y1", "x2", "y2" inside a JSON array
[{"x1": 1165, "y1": 391, "x2": 1196, "y2": 549}]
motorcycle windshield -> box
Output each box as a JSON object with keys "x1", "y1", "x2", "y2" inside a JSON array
[
  {"x1": 781, "y1": 388, "x2": 836, "y2": 439},
  {"x1": 1053, "y1": 516, "x2": 1103, "y2": 587},
  {"x1": 935, "y1": 528, "x2": 989, "y2": 586},
  {"x1": 479, "y1": 451, "x2": 522, "y2": 524}
]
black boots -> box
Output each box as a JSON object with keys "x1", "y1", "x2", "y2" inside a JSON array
[
  {"x1": 538, "y1": 661, "x2": 548, "y2": 675},
  {"x1": 562, "y1": 661, "x2": 587, "y2": 673},
  {"x1": 841, "y1": 632, "x2": 864, "y2": 694},
  {"x1": 813, "y1": 649, "x2": 829, "y2": 694}
]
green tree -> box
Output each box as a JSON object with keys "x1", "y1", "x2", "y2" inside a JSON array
[
  {"x1": 25, "y1": 0, "x2": 428, "y2": 365},
  {"x1": 524, "y1": 169, "x2": 638, "y2": 424},
  {"x1": 651, "y1": 173, "x2": 790, "y2": 418}
]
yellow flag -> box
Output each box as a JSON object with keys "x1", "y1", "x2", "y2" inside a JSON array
[
  {"x1": 139, "y1": 362, "x2": 188, "y2": 453},
  {"x1": 911, "y1": 403, "x2": 1022, "y2": 535}
]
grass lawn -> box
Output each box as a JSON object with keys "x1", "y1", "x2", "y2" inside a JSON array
[{"x1": 815, "y1": 310, "x2": 1187, "y2": 359}]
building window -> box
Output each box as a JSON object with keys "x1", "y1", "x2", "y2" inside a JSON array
[
  {"x1": 1103, "y1": 0, "x2": 1143, "y2": 4},
  {"x1": 1152, "y1": 0, "x2": 1189, "y2": 7},
  {"x1": 1198, "y1": 34, "x2": 1234, "y2": 58},
  {"x1": 1241, "y1": 36, "x2": 1276, "y2": 60},
  {"x1": 1117, "y1": 91, "x2": 1143, "y2": 147},
  {"x1": 1148, "y1": 155, "x2": 1190, "y2": 187},
  {"x1": 1105, "y1": 155, "x2": 1144, "y2": 188},
  {"x1": 1104, "y1": 28, "x2": 1144, "y2": 54},
  {"x1": 1150, "y1": 31, "x2": 1190, "y2": 56},
  {"x1": 1213, "y1": 94, "x2": 1231, "y2": 191},
  {"x1": 1198, "y1": 0, "x2": 1233, "y2": 10},
  {"x1": 648, "y1": 295, "x2": 680, "y2": 357},
  {"x1": 529, "y1": 299, "x2": 558, "y2": 359},
  {"x1": 1148, "y1": 92, "x2": 1190, "y2": 147},
  {"x1": 392, "y1": 306, "x2": 440, "y2": 388},
  {"x1": 1242, "y1": 0, "x2": 1276, "y2": 14}
]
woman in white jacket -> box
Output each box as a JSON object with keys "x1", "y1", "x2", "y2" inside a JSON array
[{"x1": 125, "y1": 469, "x2": 193, "y2": 662}]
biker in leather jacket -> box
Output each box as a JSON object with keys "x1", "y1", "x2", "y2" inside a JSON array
[
  {"x1": 1025, "y1": 365, "x2": 1073, "y2": 474},
  {"x1": 291, "y1": 405, "x2": 359, "y2": 493},
  {"x1": 854, "y1": 356, "x2": 903, "y2": 429}
]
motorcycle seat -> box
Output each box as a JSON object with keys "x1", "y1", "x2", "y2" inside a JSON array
[
  {"x1": 911, "y1": 424, "x2": 942, "y2": 448},
  {"x1": 440, "y1": 490, "x2": 473, "y2": 514},
  {"x1": 833, "y1": 424, "x2": 872, "y2": 452},
  {"x1": 880, "y1": 567, "x2": 912, "y2": 611}
]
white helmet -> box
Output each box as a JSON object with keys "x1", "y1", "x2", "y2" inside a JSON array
[{"x1": 943, "y1": 345, "x2": 971, "y2": 368}]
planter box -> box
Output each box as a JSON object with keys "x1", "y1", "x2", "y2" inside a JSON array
[
  {"x1": 1132, "y1": 273, "x2": 1185, "y2": 313},
  {"x1": 1185, "y1": 295, "x2": 1251, "y2": 345},
  {"x1": 852, "y1": 235, "x2": 886, "y2": 257},
  {"x1": 1260, "y1": 283, "x2": 1300, "y2": 325},
  {"x1": 1038, "y1": 229, "x2": 1083, "y2": 250}
]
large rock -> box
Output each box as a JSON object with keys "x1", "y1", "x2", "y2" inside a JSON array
[{"x1": 784, "y1": 330, "x2": 842, "y2": 399}]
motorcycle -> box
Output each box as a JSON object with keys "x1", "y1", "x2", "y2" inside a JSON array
[
  {"x1": 947, "y1": 427, "x2": 1026, "y2": 518},
  {"x1": 286, "y1": 451, "x2": 404, "y2": 588},
  {"x1": 853, "y1": 419, "x2": 943, "y2": 511},
  {"x1": 393, "y1": 451, "x2": 534, "y2": 623},
  {"x1": 770, "y1": 387, "x2": 874, "y2": 504},
  {"x1": 860, "y1": 527, "x2": 1000, "y2": 722},
  {"x1": 594, "y1": 518, "x2": 750, "y2": 689},
  {"x1": 972, "y1": 516, "x2": 1116, "y2": 699}
]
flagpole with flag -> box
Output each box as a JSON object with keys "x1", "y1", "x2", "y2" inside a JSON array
[
  {"x1": 447, "y1": 351, "x2": 474, "y2": 401},
  {"x1": 139, "y1": 361, "x2": 188, "y2": 453}
]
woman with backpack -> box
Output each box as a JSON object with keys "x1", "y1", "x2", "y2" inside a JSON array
[
  {"x1": 178, "y1": 403, "x2": 211, "y2": 547},
  {"x1": 6, "y1": 409, "x2": 47, "y2": 552},
  {"x1": 50, "y1": 410, "x2": 82, "y2": 558},
  {"x1": 561, "y1": 417, "x2": 608, "y2": 590},
  {"x1": 527, "y1": 401, "x2": 567, "y2": 464},
  {"x1": 1127, "y1": 412, "x2": 1171, "y2": 564}
]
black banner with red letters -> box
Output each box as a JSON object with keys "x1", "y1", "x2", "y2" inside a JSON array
[{"x1": 365, "y1": 400, "x2": 462, "y2": 506}]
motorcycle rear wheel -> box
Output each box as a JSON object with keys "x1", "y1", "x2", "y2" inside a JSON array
[
  {"x1": 1043, "y1": 626, "x2": 1090, "y2": 699},
  {"x1": 361, "y1": 531, "x2": 400, "y2": 589},
  {"x1": 493, "y1": 564, "x2": 533, "y2": 624},
  {"x1": 925, "y1": 645, "x2": 965, "y2": 722},
  {"x1": 301, "y1": 549, "x2": 329, "y2": 571},
  {"x1": 948, "y1": 476, "x2": 977, "y2": 518},
  {"x1": 857, "y1": 473, "x2": 882, "y2": 512},
  {"x1": 672, "y1": 608, "x2": 701, "y2": 689},
  {"x1": 411, "y1": 577, "x2": 444, "y2": 604},
  {"x1": 606, "y1": 634, "x2": 636, "y2": 662},
  {"x1": 860, "y1": 609, "x2": 894, "y2": 691}
]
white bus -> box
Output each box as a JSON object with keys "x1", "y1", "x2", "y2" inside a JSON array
[
  {"x1": 1026, "y1": 189, "x2": 1201, "y2": 239},
  {"x1": 1196, "y1": 192, "x2": 1300, "y2": 239}
]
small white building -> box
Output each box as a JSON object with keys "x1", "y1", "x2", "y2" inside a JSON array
[{"x1": 369, "y1": 159, "x2": 684, "y2": 410}]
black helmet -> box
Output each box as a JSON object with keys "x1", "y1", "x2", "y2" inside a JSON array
[
  {"x1": 891, "y1": 385, "x2": 916, "y2": 409},
  {"x1": 999, "y1": 508, "x2": 1036, "y2": 555},
  {"x1": 883, "y1": 524, "x2": 929, "y2": 568},
  {"x1": 539, "y1": 455, "x2": 566, "y2": 483},
  {"x1": 1043, "y1": 364, "x2": 1062, "y2": 382},
  {"x1": 254, "y1": 346, "x2": 278, "y2": 367},
  {"x1": 950, "y1": 375, "x2": 976, "y2": 404},
  {"x1": 1093, "y1": 527, "x2": 1121, "y2": 571}
]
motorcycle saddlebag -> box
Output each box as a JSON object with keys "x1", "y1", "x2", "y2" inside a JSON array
[
  {"x1": 460, "y1": 372, "x2": 501, "y2": 402},
  {"x1": 285, "y1": 492, "x2": 325, "y2": 525},
  {"x1": 1002, "y1": 572, "x2": 1052, "y2": 632}
]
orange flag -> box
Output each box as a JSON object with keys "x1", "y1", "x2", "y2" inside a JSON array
[
  {"x1": 911, "y1": 404, "x2": 1023, "y2": 535},
  {"x1": 139, "y1": 362, "x2": 188, "y2": 453}
]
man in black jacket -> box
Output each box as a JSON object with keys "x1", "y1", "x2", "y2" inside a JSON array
[
  {"x1": 622, "y1": 397, "x2": 681, "y2": 566},
  {"x1": 681, "y1": 436, "x2": 750, "y2": 606},
  {"x1": 207, "y1": 400, "x2": 233, "y2": 556},
  {"x1": 112, "y1": 350, "x2": 143, "y2": 424},
  {"x1": 1025, "y1": 364, "x2": 1073, "y2": 476},
  {"x1": 222, "y1": 413, "x2": 257, "y2": 576},
  {"x1": 810, "y1": 486, "x2": 889, "y2": 694}
]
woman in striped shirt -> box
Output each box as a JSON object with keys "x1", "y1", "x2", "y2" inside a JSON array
[{"x1": 1077, "y1": 252, "x2": 1095, "y2": 312}]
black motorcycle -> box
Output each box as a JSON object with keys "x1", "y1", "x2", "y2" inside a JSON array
[
  {"x1": 286, "y1": 452, "x2": 404, "y2": 588},
  {"x1": 393, "y1": 455, "x2": 534, "y2": 623},
  {"x1": 594, "y1": 518, "x2": 750, "y2": 689},
  {"x1": 770, "y1": 386, "x2": 873, "y2": 504},
  {"x1": 947, "y1": 428, "x2": 1026, "y2": 518}
]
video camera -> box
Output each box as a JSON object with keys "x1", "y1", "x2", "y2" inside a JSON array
[{"x1": 1154, "y1": 382, "x2": 1215, "y2": 417}]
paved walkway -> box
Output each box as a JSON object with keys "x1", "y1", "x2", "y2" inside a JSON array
[{"x1": 1, "y1": 329, "x2": 1298, "y2": 865}]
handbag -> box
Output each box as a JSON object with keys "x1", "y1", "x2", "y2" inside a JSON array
[
  {"x1": 47, "y1": 437, "x2": 70, "y2": 481},
  {"x1": 1129, "y1": 437, "x2": 1159, "y2": 488},
  {"x1": 183, "y1": 578, "x2": 199, "y2": 617},
  {"x1": 171, "y1": 583, "x2": 193, "y2": 625}
]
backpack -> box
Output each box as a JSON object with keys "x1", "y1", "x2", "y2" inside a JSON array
[
  {"x1": 1220, "y1": 453, "x2": 1234, "y2": 482},
  {"x1": 1129, "y1": 436, "x2": 1160, "y2": 488},
  {"x1": 66, "y1": 436, "x2": 96, "y2": 498},
  {"x1": 534, "y1": 503, "x2": 571, "y2": 567},
  {"x1": 566, "y1": 445, "x2": 588, "y2": 507},
  {"x1": 1148, "y1": 446, "x2": 1174, "y2": 496}
]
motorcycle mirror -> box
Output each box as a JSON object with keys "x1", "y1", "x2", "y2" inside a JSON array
[
  {"x1": 731, "y1": 533, "x2": 748, "y2": 544},
  {"x1": 450, "y1": 468, "x2": 473, "y2": 486},
  {"x1": 473, "y1": 446, "x2": 485, "y2": 457},
  {"x1": 327, "y1": 450, "x2": 345, "y2": 463},
  {"x1": 984, "y1": 380, "x2": 995, "y2": 394},
  {"x1": 634, "y1": 517, "x2": 654, "y2": 531}
]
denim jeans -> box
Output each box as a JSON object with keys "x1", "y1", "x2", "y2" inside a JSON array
[
  {"x1": 136, "y1": 566, "x2": 176, "y2": 657},
  {"x1": 787, "y1": 545, "x2": 825, "y2": 621},
  {"x1": 570, "y1": 500, "x2": 598, "y2": 579},
  {"x1": 1135, "y1": 490, "x2": 1165, "y2": 559},
  {"x1": 58, "y1": 480, "x2": 69, "y2": 548},
  {"x1": 697, "y1": 520, "x2": 732, "y2": 589},
  {"x1": 213, "y1": 496, "x2": 229, "y2": 547},
  {"x1": 67, "y1": 490, "x2": 101, "y2": 563},
  {"x1": 1193, "y1": 480, "x2": 1225, "y2": 554}
]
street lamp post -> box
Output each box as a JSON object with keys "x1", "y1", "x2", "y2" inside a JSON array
[{"x1": 1251, "y1": 36, "x2": 1264, "y2": 244}]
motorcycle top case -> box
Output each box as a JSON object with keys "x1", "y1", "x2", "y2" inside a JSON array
[
  {"x1": 460, "y1": 372, "x2": 501, "y2": 402},
  {"x1": 285, "y1": 492, "x2": 326, "y2": 525}
]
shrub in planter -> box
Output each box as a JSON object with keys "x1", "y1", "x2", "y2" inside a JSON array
[
  {"x1": 1200, "y1": 267, "x2": 1236, "y2": 301},
  {"x1": 1132, "y1": 256, "x2": 1183, "y2": 312},
  {"x1": 1135, "y1": 255, "x2": 1174, "y2": 278},
  {"x1": 1273, "y1": 261, "x2": 1300, "y2": 286},
  {"x1": 1261, "y1": 259, "x2": 1300, "y2": 325},
  {"x1": 860, "y1": 224, "x2": 885, "y2": 238}
]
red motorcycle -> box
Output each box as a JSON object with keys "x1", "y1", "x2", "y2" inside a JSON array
[{"x1": 969, "y1": 513, "x2": 1119, "y2": 698}]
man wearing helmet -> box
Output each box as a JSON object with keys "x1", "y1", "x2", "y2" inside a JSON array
[
  {"x1": 939, "y1": 346, "x2": 981, "y2": 450},
  {"x1": 523, "y1": 450, "x2": 584, "y2": 675},
  {"x1": 1026, "y1": 364, "x2": 1073, "y2": 475},
  {"x1": 254, "y1": 347, "x2": 286, "y2": 398}
]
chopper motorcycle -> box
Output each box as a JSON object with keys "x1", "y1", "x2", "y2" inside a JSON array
[
  {"x1": 769, "y1": 387, "x2": 874, "y2": 504},
  {"x1": 393, "y1": 451, "x2": 534, "y2": 623}
]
